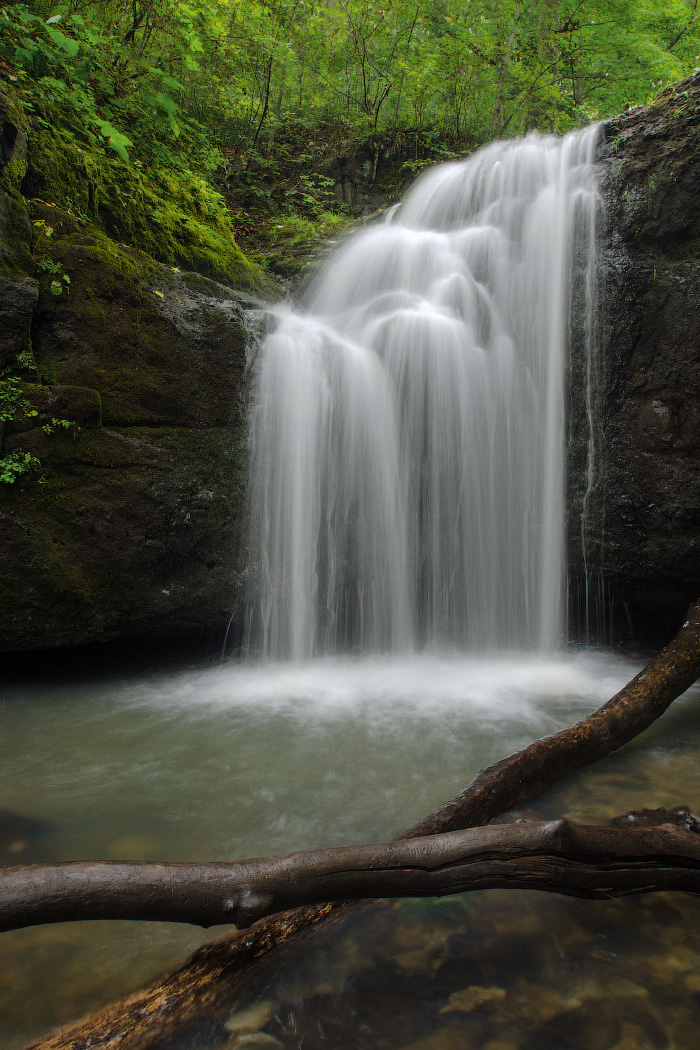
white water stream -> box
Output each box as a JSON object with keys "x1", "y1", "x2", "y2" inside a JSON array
[{"x1": 249, "y1": 127, "x2": 601, "y2": 659}]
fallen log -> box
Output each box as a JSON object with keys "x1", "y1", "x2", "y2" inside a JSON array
[
  {"x1": 5, "y1": 820, "x2": 700, "y2": 935},
  {"x1": 409, "y1": 597, "x2": 700, "y2": 836},
  {"x1": 24, "y1": 599, "x2": 700, "y2": 1050}
]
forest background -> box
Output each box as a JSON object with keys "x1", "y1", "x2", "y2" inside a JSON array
[{"x1": 2, "y1": 0, "x2": 700, "y2": 280}]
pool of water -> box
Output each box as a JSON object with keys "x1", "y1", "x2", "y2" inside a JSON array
[{"x1": 2, "y1": 650, "x2": 700, "y2": 1049}]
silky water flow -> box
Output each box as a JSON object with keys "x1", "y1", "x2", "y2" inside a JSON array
[{"x1": 248, "y1": 126, "x2": 601, "y2": 660}]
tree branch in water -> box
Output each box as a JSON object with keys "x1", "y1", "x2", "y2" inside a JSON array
[{"x1": 5, "y1": 819, "x2": 700, "y2": 935}]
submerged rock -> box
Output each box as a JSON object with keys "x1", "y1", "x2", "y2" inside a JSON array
[
  {"x1": 224, "y1": 1001, "x2": 276, "y2": 1034},
  {"x1": 439, "y1": 986, "x2": 506, "y2": 1014},
  {"x1": 0, "y1": 808, "x2": 53, "y2": 865},
  {"x1": 223, "y1": 1035, "x2": 284, "y2": 1050}
]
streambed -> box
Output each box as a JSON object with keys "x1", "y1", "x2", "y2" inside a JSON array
[{"x1": 2, "y1": 651, "x2": 700, "y2": 1048}]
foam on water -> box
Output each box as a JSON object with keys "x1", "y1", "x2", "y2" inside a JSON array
[{"x1": 105, "y1": 649, "x2": 632, "y2": 724}]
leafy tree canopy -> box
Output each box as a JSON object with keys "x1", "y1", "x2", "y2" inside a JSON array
[{"x1": 1, "y1": 0, "x2": 699, "y2": 265}]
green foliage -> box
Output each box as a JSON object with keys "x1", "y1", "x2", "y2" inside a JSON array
[
  {"x1": 0, "y1": 3, "x2": 268, "y2": 289},
  {"x1": 0, "y1": 376, "x2": 37, "y2": 424},
  {"x1": 1, "y1": 0, "x2": 699, "y2": 286},
  {"x1": 243, "y1": 209, "x2": 354, "y2": 278},
  {"x1": 0, "y1": 376, "x2": 39, "y2": 485},
  {"x1": 42, "y1": 417, "x2": 76, "y2": 435},
  {"x1": 0, "y1": 373, "x2": 77, "y2": 485},
  {"x1": 31, "y1": 217, "x2": 71, "y2": 294},
  {"x1": 3, "y1": 0, "x2": 697, "y2": 169},
  {"x1": 0, "y1": 448, "x2": 41, "y2": 484}
]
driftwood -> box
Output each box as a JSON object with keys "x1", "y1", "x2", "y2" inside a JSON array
[
  {"x1": 23, "y1": 599, "x2": 700, "y2": 1050},
  {"x1": 5, "y1": 820, "x2": 700, "y2": 935}
]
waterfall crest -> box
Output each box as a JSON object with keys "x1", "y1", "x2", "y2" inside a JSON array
[{"x1": 248, "y1": 127, "x2": 600, "y2": 659}]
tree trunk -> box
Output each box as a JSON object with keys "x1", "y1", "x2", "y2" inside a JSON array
[
  {"x1": 493, "y1": 0, "x2": 523, "y2": 137},
  {"x1": 6, "y1": 820, "x2": 700, "y2": 936},
  {"x1": 251, "y1": 56, "x2": 273, "y2": 151},
  {"x1": 23, "y1": 600, "x2": 700, "y2": 1050}
]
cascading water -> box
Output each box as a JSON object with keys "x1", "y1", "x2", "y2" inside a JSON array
[{"x1": 248, "y1": 127, "x2": 601, "y2": 660}]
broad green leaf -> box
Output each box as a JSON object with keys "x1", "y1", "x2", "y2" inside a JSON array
[
  {"x1": 14, "y1": 47, "x2": 37, "y2": 70},
  {"x1": 106, "y1": 135, "x2": 131, "y2": 163},
  {"x1": 45, "y1": 27, "x2": 80, "y2": 57},
  {"x1": 157, "y1": 91, "x2": 178, "y2": 116}
]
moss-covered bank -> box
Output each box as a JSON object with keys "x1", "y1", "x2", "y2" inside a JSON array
[{"x1": 0, "y1": 79, "x2": 272, "y2": 652}]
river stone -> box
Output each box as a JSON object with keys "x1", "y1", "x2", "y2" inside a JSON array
[
  {"x1": 0, "y1": 809, "x2": 53, "y2": 865},
  {"x1": 400, "y1": 1029, "x2": 472, "y2": 1050},
  {"x1": 224, "y1": 1001, "x2": 276, "y2": 1034},
  {"x1": 223, "y1": 1034, "x2": 283, "y2": 1050},
  {"x1": 439, "y1": 986, "x2": 506, "y2": 1014}
]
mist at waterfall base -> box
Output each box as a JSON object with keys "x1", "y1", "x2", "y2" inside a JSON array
[{"x1": 248, "y1": 127, "x2": 600, "y2": 659}]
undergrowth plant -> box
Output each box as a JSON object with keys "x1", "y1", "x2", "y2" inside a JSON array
[
  {"x1": 0, "y1": 375, "x2": 77, "y2": 485},
  {"x1": 0, "y1": 376, "x2": 40, "y2": 484}
]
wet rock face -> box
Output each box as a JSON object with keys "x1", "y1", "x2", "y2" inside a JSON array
[
  {"x1": 0, "y1": 200, "x2": 256, "y2": 652},
  {"x1": 568, "y1": 73, "x2": 700, "y2": 646}
]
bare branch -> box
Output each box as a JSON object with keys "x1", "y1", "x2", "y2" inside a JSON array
[{"x1": 4, "y1": 821, "x2": 700, "y2": 934}]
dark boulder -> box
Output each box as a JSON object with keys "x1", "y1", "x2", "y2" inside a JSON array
[{"x1": 0, "y1": 202, "x2": 258, "y2": 652}]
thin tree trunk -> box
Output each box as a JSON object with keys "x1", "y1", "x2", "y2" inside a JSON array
[
  {"x1": 24, "y1": 600, "x2": 700, "y2": 1050},
  {"x1": 493, "y1": 0, "x2": 523, "y2": 136},
  {"x1": 251, "y1": 56, "x2": 273, "y2": 151}
]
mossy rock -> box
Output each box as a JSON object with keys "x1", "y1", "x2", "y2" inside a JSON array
[
  {"x1": 0, "y1": 203, "x2": 254, "y2": 651},
  {"x1": 0, "y1": 421, "x2": 248, "y2": 650},
  {"x1": 26, "y1": 202, "x2": 249, "y2": 427},
  {"x1": 0, "y1": 80, "x2": 33, "y2": 279},
  {"x1": 23, "y1": 124, "x2": 276, "y2": 295}
]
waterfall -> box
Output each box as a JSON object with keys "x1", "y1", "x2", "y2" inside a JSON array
[{"x1": 248, "y1": 126, "x2": 601, "y2": 660}]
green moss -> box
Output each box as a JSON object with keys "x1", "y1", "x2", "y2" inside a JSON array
[
  {"x1": 23, "y1": 125, "x2": 273, "y2": 294},
  {"x1": 0, "y1": 83, "x2": 33, "y2": 281},
  {"x1": 0, "y1": 82, "x2": 28, "y2": 197},
  {"x1": 245, "y1": 209, "x2": 356, "y2": 279},
  {"x1": 5, "y1": 479, "x2": 112, "y2": 614}
]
